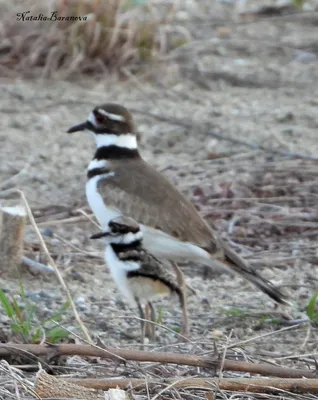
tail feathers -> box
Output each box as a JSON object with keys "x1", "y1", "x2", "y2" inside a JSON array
[{"x1": 216, "y1": 240, "x2": 291, "y2": 306}]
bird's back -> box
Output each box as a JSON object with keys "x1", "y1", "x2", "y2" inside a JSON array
[{"x1": 98, "y1": 157, "x2": 220, "y2": 252}]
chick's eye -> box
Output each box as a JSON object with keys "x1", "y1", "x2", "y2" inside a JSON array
[
  {"x1": 109, "y1": 222, "x2": 120, "y2": 232},
  {"x1": 95, "y1": 113, "x2": 107, "y2": 124}
]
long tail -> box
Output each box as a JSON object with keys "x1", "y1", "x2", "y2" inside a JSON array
[{"x1": 212, "y1": 239, "x2": 290, "y2": 306}]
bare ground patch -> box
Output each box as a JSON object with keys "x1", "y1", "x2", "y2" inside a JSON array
[{"x1": 1, "y1": 0, "x2": 318, "y2": 399}]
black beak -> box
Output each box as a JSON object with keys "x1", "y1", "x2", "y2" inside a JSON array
[
  {"x1": 90, "y1": 231, "x2": 110, "y2": 240},
  {"x1": 67, "y1": 121, "x2": 91, "y2": 133}
]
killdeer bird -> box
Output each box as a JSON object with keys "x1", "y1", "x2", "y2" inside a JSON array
[
  {"x1": 91, "y1": 216, "x2": 184, "y2": 343},
  {"x1": 67, "y1": 103, "x2": 289, "y2": 306}
]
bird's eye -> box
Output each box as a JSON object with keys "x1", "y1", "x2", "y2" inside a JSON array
[
  {"x1": 95, "y1": 112, "x2": 107, "y2": 124},
  {"x1": 109, "y1": 222, "x2": 121, "y2": 233}
]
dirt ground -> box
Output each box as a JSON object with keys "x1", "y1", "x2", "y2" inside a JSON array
[{"x1": 1, "y1": 0, "x2": 318, "y2": 398}]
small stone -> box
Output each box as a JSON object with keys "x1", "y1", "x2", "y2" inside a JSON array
[
  {"x1": 115, "y1": 297, "x2": 126, "y2": 309},
  {"x1": 176, "y1": 11, "x2": 189, "y2": 21},
  {"x1": 216, "y1": 27, "x2": 232, "y2": 38},
  {"x1": 275, "y1": 111, "x2": 294, "y2": 123},
  {"x1": 51, "y1": 238, "x2": 60, "y2": 247},
  {"x1": 211, "y1": 329, "x2": 224, "y2": 338},
  {"x1": 10, "y1": 120, "x2": 24, "y2": 129},
  {"x1": 193, "y1": 187, "x2": 204, "y2": 197},
  {"x1": 71, "y1": 270, "x2": 85, "y2": 282},
  {"x1": 42, "y1": 227, "x2": 54, "y2": 237},
  {"x1": 38, "y1": 290, "x2": 55, "y2": 299},
  {"x1": 75, "y1": 296, "x2": 86, "y2": 305},
  {"x1": 24, "y1": 292, "x2": 42, "y2": 302},
  {"x1": 207, "y1": 139, "x2": 218, "y2": 154},
  {"x1": 294, "y1": 51, "x2": 318, "y2": 63},
  {"x1": 280, "y1": 126, "x2": 294, "y2": 135},
  {"x1": 234, "y1": 59, "x2": 248, "y2": 66},
  {"x1": 200, "y1": 297, "x2": 210, "y2": 306}
]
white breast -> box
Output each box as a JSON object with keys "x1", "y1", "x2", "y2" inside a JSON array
[
  {"x1": 105, "y1": 245, "x2": 139, "y2": 302},
  {"x1": 86, "y1": 174, "x2": 121, "y2": 229},
  {"x1": 105, "y1": 246, "x2": 171, "y2": 304}
]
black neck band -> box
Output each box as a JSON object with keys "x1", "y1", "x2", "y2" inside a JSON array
[
  {"x1": 87, "y1": 167, "x2": 111, "y2": 179},
  {"x1": 111, "y1": 240, "x2": 142, "y2": 253},
  {"x1": 94, "y1": 145, "x2": 140, "y2": 160}
]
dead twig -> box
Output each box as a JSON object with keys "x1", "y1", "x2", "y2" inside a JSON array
[
  {"x1": 0, "y1": 343, "x2": 316, "y2": 379},
  {"x1": 35, "y1": 368, "x2": 104, "y2": 400},
  {"x1": 0, "y1": 155, "x2": 34, "y2": 191},
  {"x1": 35, "y1": 214, "x2": 91, "y2": 227},
  {"x1": 68, "y1": 376, "x2": 318, "y2": 394},
  {"x1": 22, "y1": 256, "x2": 55, "y2": 274}
]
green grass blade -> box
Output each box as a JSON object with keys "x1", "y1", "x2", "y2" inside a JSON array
[
  {"x1": 0, "y1": 289, "x2": 15, "y2": 318},
  {"x1": 306, "y1": 289, "x2": 318, "y2": 322}
]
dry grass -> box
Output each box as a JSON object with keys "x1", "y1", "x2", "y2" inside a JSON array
[
  {"x1": 0, "y1": 0, "x2": 190, "y2": 78},
  {"x1": 1, "y1": 336, "x2": 318, "y2": 400},
  {"x1": 1, "y1": 1, "x2": 318, "y2": 398}
]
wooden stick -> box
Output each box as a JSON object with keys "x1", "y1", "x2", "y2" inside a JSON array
[
  {"x1": 0, "y1": 205, "x2": 26, "y2": 275},
  {"x1": 0, "y1": 343, "x2": 315, "y2": 379},
  {"x1": 68, "y1": 376, "x2": 318, "y2": 394},
  {"x1": 22, "y1": 256, "x2": 55, "y2": 274},
  {"x1": 35, "y1": 369, "x2": 104, "y2": 400},
  {"x1": 172, "y1": 262, "x2": 190, "y2": 338},
  {"x1": 35, "y1": 369, "x2": 127, "y2": 400}
]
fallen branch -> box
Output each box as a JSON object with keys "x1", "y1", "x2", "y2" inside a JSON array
[
  {"x1": 69, "y1": 376, "x2": 318, "y2": 394},
  {"x1": 35, "y1": 369, "x2": 104, "y2": 400},
  {"x1": 0, "y1": 343, "x2": 316, "y2": 379},
  {"x1": 0, "y1": 155, "x2": 34, "y2": 191},
  {"x1": 22, "y1": 256, "x2": 55, "y2": 274},
  {"x1": 35, "y1": 369, "x2": 126, "y2": 400}
]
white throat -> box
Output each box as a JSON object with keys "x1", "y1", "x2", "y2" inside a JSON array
[
  {"x1": 107, "y1": 231, "x2": 143, "y2": 245},
  {"x1": 95, "y1": 133, "x2": 137, "y2": 149}
]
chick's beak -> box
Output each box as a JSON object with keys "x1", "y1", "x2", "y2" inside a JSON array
[{"x1": 90, "y1": 231, "x2": 111, "y2": 240}]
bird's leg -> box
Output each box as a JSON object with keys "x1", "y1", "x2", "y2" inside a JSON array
[
  {"x1": 136, "y1": 297, "x2": 145, "y2": 347},
  {"x1": 144, "y1": 302, "x2": 155, "y2": 341},
  {"x1": 148, "y1": 301, "x2": 156, "y2": 341},
  {"x1": 172, "y1": 262, "x2": 190, "y2": 338}
]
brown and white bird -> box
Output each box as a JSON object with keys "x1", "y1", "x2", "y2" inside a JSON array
[
  {"x1": 67, "y1": 103, "x2": 289, "y2": 306},
  {"x1": 90, "y1": 215, "x2": 184, "y2": 343}
]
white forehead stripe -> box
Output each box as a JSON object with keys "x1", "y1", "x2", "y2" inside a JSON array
[
  {"x1": 88, "y1": 112, "x2": 97, "y2": 125},
  {"x1": 98, "y1": 109, "x2": 125, "y2": 122}
]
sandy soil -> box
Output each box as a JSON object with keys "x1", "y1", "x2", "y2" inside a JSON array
[{"x1": 1, "y1": 0, "x2": 318, "y2": 389}]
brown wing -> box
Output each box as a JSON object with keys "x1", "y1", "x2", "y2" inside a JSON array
[
  {"x1": 118, "y1": 248, "x2": 181, "y2": 295},
  {"x1": 98, "y1": 159, "x2": 289, "y2": 305},
  {"x1": 119, "y1": 249, "x2": 178, "y2": 284},
  {"x1": 98, "y1": 158, "x2": 219, "y2": 251}
]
